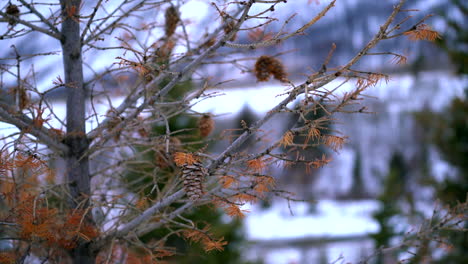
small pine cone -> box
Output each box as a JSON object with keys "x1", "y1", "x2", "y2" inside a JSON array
[
  {"x1": 181, "y1": 162, "x2": 206, "y2": 201},
  {"x1": 201, "y1": 37, "x2": 216, "y2": 49},
  {"x1": 154, "y1": 38, "x2": 175, "y2": 64},
  {"x1": 18, "y1": 87, "x2": 29, "y2": 110},
  {"x1": 223, "y1": 20, "x2": 237, "y2": 41},
  {"x1": 269, "y1": 58, "x2": 288, "y2": 82},
  {"x1": 198, "y1": 114, "x2": 214, "y2": 138},
  {"x1": 254, "y1": 56, "x2": 272, "y2": 82},
  {"x1": 6, "y1": 4, "x2": 20, "y2": 26},
  {"x1": 164, "y1": 6, "x2": 180, "y2": 37},
  {"x1": 254, "y1": 56, "x2": 288, "y2": 82}
]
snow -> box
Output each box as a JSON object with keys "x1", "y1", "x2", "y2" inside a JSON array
[
  {"x1": 243, "y1": 199, "x2": 380, "y2": 264},
  {"x1": 192, "y1": 71, "x2": 466, "y2": 116},
  {"x1": 245, "y1": 199, "x2": 379, "y2": 241}
]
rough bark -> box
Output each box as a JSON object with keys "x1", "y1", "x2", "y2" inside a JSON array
[{"x1": 60, "y1": 0, "x2": 94, "y2": 262}]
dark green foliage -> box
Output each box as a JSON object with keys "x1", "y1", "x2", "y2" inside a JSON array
[
  {"x1": 371, "y1": 152, "x2": 408, "y2": 264},
  {"x1": 280, "y1": 102, "x2": 331, "y2": 199},
  {"x1": 420, "y1": 97, "x2": 468, "y2": 264},
  {"x1": 140, "y1": 205, "x2": 258, "y2": 264},
  {"x1": 348, "y1": 149, "x2": 368, "y2": 199},
  {"x1": 435, "y1": 0, "x2": 468, "y2": 75},
  {"x1": 123, "y1": 80, "x2": 255, "y2": 263},
  {"x1": 413, "y1": 90, "x2": 468, "y2": 263}
]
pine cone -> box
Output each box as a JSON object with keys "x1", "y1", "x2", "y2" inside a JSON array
[
  {"x1": 223, "y1": 20, "x2": 237, "y2": 41},
  {"x1": 6, "y1": 4, "x2": 20, "y2": 26},
  {"x1": 254, "y1": 55, "x2": 288, "y2": 82},
  {"x1": 164, "y1": 6, "x2": 180, "y2": 37},
  {"x1": 181, "y1": 162, "x2": 206, "y2": 201},
  {"x1": 198, "y1": 114, "x2": 214, "y2": 137},
  {"x1": 154, "y1": 38, "x2": 175, "y2": 64}
]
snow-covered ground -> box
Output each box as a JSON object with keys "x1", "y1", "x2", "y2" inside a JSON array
[
  {"x1": 192, "y1": 71, "x2": 466, "y2": 115},
  {"x1": 243, "y1": 199, "x2": 379, "y2": 264},
  {"x1": 245, "y1": 199, "x2": 379, "y2": 240}
]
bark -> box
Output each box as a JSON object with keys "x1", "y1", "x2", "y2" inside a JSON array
[{"x1": 60, "y1": 0, "x2": 94, "y2": 262}]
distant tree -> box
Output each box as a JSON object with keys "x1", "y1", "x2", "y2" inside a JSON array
[
  {"x1": 435, "y1": 0, "x2": 468, "y2": 75},
  {"x1": 415, "y1": 96, "x2": 468, "y2": 264},
  {"x1": 371, "y1": 152, "x2": 408, "y2": 264},
  {"x1": 0, "y1": 0, "x2": 451, "y2": 263}
]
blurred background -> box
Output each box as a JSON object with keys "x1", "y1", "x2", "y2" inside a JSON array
[
  {"x1": 194, "y1": 1, "x2": 468, "y2": 263},
  {"x1": 0, "y1": 0, "x2": 467, "y2": 263}
]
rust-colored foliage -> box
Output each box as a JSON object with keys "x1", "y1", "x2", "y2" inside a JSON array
[
  {"x1": 31, "y1": 105, "x2": 50, "y2": 129},
  {"x1": 279, "y1": 130, "x2": 294, "y2": 147},
  {"x1": 391, "y1": 53, "x2": 408, "y2": 65},
  {"x1": 309, "y1": 154, "x2": 332, "y2": 169},
  {"x1": 223, "y1": 204, "x2": 248, "y2": 218},
  {"x1": 322, "y1": 134, "x2": 346, "y2": 152},
  {"x1": 404, "y1": 24, "x2": 441, "y2": 41},
  {"x1": 173, "y1": 152, "x2": 198, "y2": 166},
  {"x1": 0, "y1": 153, "x2": 99, "y2": 258},
  {"x1": 219, "y1": 175, "x2": 238, "y2": 189},
  {"x1": 247, "y1": 158, "x2": 268, "y2": 173},
  {"x1": 253, "y1": 176, "x2": 276, "y2": 195},
  {"x1": 0, "y1": 252, "x2": 16, "y2": 264},
  {"x1": 355, "y1": 73, "x2": 389, "y2": 90},
  {"x1": 181, "y1": 225, "x2": 228, "y2": 252},
  {"x1": 304, "y1": 127, "x2": 321, "y2": 145},
  {"x1": 254, "y1": 55, "x2": 288, "y2": 82},
  {"x1": 9, "y1": 194, "x2": 99, "y2": 250},
  {"x1": 248, "y1": 28, "x2": 273, "y2": 42}
]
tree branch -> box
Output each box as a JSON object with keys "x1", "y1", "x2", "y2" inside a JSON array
[
  {"x1": 0, "y1": 11, "x2": 61, "y2": 39},
  {"x1": 0, "y1": 101, "x2": 68, "y2": 154},
  {"x1": 92, "y1": 0, "x2": 408, "y2": 246},
  {"x1": 17, "y1": 0, "x2": 61, "y2": 35}
]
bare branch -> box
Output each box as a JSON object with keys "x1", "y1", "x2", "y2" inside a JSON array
[{"x1": 0, "y1": 101, "x2": 68, "y2": 154}]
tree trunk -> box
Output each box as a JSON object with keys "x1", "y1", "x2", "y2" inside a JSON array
[{"x1": 60, "y1": 0, "x2": 95, "y2": 262}]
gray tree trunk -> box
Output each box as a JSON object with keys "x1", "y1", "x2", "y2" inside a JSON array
[{"x1": 60, "y1": 0, "x2": 94, "y2": 262}]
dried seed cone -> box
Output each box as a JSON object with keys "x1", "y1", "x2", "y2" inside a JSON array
[
  {"x1": 164, "y1": 6, "x2": 180, "y2": 37},
  {"x1": 198, "y1": 115, "x2": 214, "y2": 137},
  {"x1": 181, "y1": 162, "x2": 206, "y2": 201},
  {"x1": 201, "y1": 37, "x2": 216, "y2": 49},
  {"x1": 6, "y1": 4, "x2": 20, "y2": 26},
  {"x1": 154, "y1": 38, "x2": 175, "y2": 64},
  {"x1": 254, "y1": 56, "x2": 288, "y2": 82},
  {"x1": 223, "y1": 20, "x2": 237, "y2": 41},
  {"x1": 18, "y1": 87, "x2": 29, "y2": 110}
]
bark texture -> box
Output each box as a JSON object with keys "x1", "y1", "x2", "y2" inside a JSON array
[{"x1": 60, "y1": 0, "x2": 94, "y2": 262}]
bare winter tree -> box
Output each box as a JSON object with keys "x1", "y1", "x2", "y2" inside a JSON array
[{"x1": 0, "y1": 0, "x2": 459, "y2": 263}]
